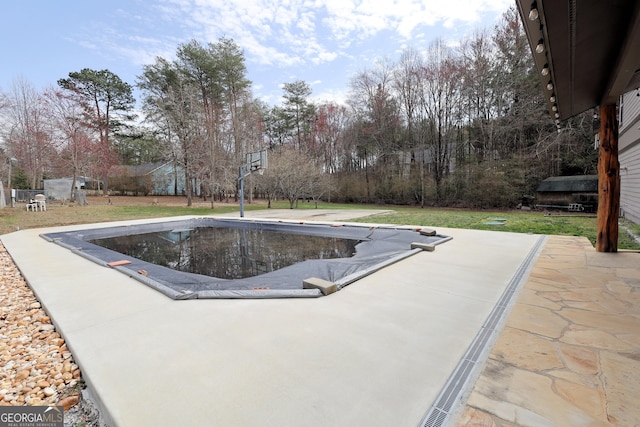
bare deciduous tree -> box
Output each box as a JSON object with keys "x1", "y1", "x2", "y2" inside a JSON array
[
  {"x1": 2, "y1": 77, "x2": 56, "y2": 189},
  {"x1": 43, "y1": 87, "x2": 96, "y2": 200}
]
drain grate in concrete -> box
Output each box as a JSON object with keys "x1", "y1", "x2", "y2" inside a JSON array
[{"x1": 418, "y1": 235, "x2": 547, "y2": 427}]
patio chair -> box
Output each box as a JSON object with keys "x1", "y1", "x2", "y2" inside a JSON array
[{"x1": 26, "y1": 199, "x2": 38, "y2": 211}]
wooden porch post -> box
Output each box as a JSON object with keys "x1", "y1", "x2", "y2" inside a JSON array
[{"x1": 596, "y1": 104, "x2": 620, "y2": 252}]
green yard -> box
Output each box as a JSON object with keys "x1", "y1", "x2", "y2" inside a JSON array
[{"x1": 2, "y1": 196, "x2": 639, "y2": 250}]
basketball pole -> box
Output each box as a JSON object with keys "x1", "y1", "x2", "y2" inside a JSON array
[
  {"x1": 239, "y1": 164, "x2": 246, "y2": 217},
  {"x1": 238, "y1": 153, "x2": 265, "y2": 217}
]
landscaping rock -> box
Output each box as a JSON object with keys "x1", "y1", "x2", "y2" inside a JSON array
[{"x1": 0, "y1": 242, "x2": 98, "y2": 425}]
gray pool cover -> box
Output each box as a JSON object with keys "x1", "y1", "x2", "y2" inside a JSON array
[{"x1": 41, "y1": 217, "x2": 450, "y2": 299}]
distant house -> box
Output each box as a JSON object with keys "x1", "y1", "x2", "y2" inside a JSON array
[
  {"x1": 110, "y1": 161, "x2": 190, "y2": 196},
  {"x1": 619, "y1": 90, "x2": 640, "y2": 223},
  {"x1": 536, "y1": 175, "x2": 598, "y2": 212},
  {"x1": 396, "y1": 144, "x2": 457, "y2": 179},
  {"x1": 44, "y1": 177, "x2": 99, "y2": 201}
]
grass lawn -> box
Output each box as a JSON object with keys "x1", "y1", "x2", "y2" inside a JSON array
[
  {"x1": 263, "y1": 200, "x2": 640, "y2": 250},
  {"x1": 2, "y1": 195, "x2": 639, "y2": 250}
]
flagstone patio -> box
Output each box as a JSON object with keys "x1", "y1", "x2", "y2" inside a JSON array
[{"x1": 456, "y1": 235, "x2": 640, "y2": 427}]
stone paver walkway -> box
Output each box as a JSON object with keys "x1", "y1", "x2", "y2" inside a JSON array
[{"x1": 457, "y1": 235, "x2": 640, "y2": 427}]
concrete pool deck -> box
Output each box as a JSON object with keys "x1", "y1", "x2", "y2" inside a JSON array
[{"x1": 1, "y1": 209, "x2": 638, "y2": 426}]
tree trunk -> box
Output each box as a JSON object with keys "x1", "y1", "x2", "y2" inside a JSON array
[
  {"x1": 184, "y1": 159, "x2": 193, "y2": 207},
  {"x1": 70, "y1": 174, "x2": 77, "y2": 202},
  {"x1": 596, "y1": 104, "x2": 620, "y2": 252},
  {"x1": 420, "y1": 154, "x2": 425, "y2": 208}
]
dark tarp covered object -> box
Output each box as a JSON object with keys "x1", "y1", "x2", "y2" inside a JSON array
[{"x1": 536, "y1": 175, "x2": 598, "y2": 193}]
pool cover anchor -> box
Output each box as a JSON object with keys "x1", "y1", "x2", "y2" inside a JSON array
[{"x1": 303, "y1": 277, "x2": 337, "y2": 295}]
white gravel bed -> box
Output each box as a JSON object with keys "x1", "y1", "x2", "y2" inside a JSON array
[{"x1": 0, "y1": 242, "x2": 100, "y2": 426}]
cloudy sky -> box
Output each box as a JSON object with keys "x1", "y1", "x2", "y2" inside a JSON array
[{"x1": 1, "y1": 0, "x2": 512, "y2": 105}]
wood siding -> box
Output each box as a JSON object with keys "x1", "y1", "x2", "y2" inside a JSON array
[
  {"x1": 620, "y1": 91, "x2": 640, "y2": 223},
  {"x1": 620, "y1": 91, "x2": 640, "y2": 134}
]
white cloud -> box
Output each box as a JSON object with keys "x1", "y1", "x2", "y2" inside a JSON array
[
  {"x1": 159, "y1": 0, "x2": 513, "y2": 70},
  {"x1": 69, "y1": 0, "x2": 512, "y2": 104},
  {"x1": 311, "y1": 86, "x2": 348, "y2": 105},
  {"x1": 315, "y1": 50, "x2": 338, "y2": 63},
  {"x1": 297, "y1": 11, "x2": 317, "y2": 33}
]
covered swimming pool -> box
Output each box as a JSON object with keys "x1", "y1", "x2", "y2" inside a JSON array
[
  {"x1": 41, "y1": 217, "x2": 451, "y2": 299},
  {"x1": 1, "y1": 209, "x2": 546, "y2": 426}
]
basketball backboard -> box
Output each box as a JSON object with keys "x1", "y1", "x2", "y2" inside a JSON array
[{"x1": 246, "y1": 150, "x2": 268, "y2": 171}]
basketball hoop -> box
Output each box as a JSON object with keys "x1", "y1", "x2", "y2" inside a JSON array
[{"x1": 239, "y1": 150, "x2": 268, "y2": 217}]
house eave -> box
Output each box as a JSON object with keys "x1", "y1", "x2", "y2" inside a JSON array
[{"x1": 516, "y1": 0, "x2": 640, "y2": 122}]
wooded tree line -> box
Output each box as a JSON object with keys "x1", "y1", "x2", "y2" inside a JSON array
[{"x1": 0, "y1": 7, "x2": 597, "y2": 208}]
